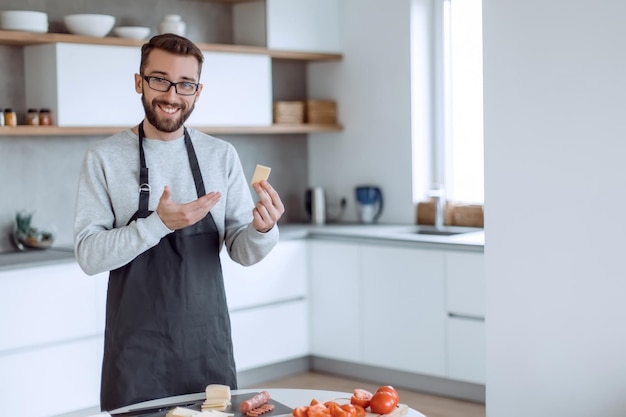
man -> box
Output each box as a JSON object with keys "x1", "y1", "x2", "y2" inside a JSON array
[{"x1": 73, "y1": 34, "x2": 284, "y2": 412}]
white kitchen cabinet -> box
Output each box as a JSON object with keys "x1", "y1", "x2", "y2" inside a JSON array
[
  {"x1": 0, "y1": 262, "x2": 108, "y2": 417},
  {"x1": 444, "y1": 251, "x2": 485, "y2": 384},
  {"x1": 222, "y1": 240, "x2": 307, "y2": 310},
  {"x1": 0, "y1": 262, "x2": 107, "y2": 351},
  {"x1": 234, "y1": 0, "x2": 341, "y2": 53},
  {"x1": 308, "y1": 240, "x2": 361, "y2": 361},
  {"x1": 24, "y1": 43, "x2": 143, "y2": 127},
  {"x1": 360, "y1": 244, "x2": 446, "y2": 377},
  {"x1": 446, "y1": 317, "x2": 485, "y2": 384},
  {"x1": 221, "y1": 240, "x2": 309, "y2": 371},
  {"x1": 187, "y1": 52, "x2": 272, "y2": 127},
  {"x1": 230, "y1": 300, "x2": 309, "y2": 371},
  {"x1": 0, "y1": 337, "x2": 103, "y2": 417},
  {"x1": 24, "y1": 44, "x2": 272, "y2": 128},
  {"x1": 445, "y1": 251, "x2": 485, "y2": 318},
  {"x1": 308, "y1": 240, "x2": 447, "y2": 378}
]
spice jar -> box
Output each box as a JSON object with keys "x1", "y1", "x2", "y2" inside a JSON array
[
  {"x1": 4, "y1": 108, "x2": 17, "y2": 127},
  {"x1": 39, "y1": 109, "x2": 53, "y2": 126},
  {"x1": 26, "y1": 108, "x2": 39, "y2": 126},
  {"x1": 0, "y1": 109, "x2": 4, "y2": 126}
]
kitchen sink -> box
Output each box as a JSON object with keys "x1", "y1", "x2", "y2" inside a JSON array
[{"x1": 410, "y1": 226, "x2": 483, "y2": 236}]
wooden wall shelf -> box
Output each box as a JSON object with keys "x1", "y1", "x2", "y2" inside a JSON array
[
  {"x1": 0, "y1": 124, "x2": 343, "y2": 137},
  {"x1": 0, "y1": 30, "x2": 342, "y2": 61}
]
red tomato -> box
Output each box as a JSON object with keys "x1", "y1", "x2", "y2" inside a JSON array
[
  {"x1": 293, "y1": 406, "x2": 309, "y2": 417},
  {"x1": 340, "y1": 403, "x2": 356, "y2": 417},
  {"x1": 324, "y1": 401, "x2": 341, "y2": 409},
  {"x1": 350, "y1": 389, "x2": 373, "y2": 408},
  {"x1": 308, "y1": 403, "x2": 330, "y2": 417},
  {"x1": 375, "y1": 386, "x2": 399, "y2": 406},
  {"x1": 369, "y1": 391, "x2": 397, "y2": 415},
  {"x1": 328, "y1": 404, "x2": 347, "y2": 417},
  {"x1": 310, "y1": 399, "x2": 320, "y2": 406},
  {"x1": 352, "y1": 405, "x2": 366, "y2": 417}
]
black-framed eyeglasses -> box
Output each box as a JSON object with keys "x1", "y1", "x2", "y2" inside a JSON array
[{"x1": 141, "y1": 75, "x2": 200, "y2": 96}]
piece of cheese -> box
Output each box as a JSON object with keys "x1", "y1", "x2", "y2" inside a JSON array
[
  {"x1": 166, "y1": 407, "x2": 201, "y2": 417},
  {"x1": 198, "y1": 411, "x2": 235, "y2": 417},
  {"x1": 250, "y1": 164, "x2": 271, "y2": 185},
  {"x1": 205, "y1": 384, "x2": 231, "y2": 400},
  {"x1": 201, "y1": 400, "x2": 231, "y2": 411}
]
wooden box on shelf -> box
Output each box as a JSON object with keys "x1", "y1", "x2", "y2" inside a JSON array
[
  {"x1": 306, "y1": 100, "x2": 337, "y2": 124},
  {"x1": 273, "y1": 100, "x2": 305, "y2": 124}
]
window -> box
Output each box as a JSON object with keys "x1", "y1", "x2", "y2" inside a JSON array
[
  {"x1": 443, "y1": 0, "x2": 484, "y2": 204},
  {"x1": 412, "y1": 0, "x2": 484, "y2": 205}
]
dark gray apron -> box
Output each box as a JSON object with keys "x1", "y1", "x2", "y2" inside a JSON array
[{"x1": 100, "y1": 123, "x2": 237, "y2": 411}]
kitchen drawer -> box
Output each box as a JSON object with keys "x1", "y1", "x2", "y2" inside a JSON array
[
  {"x1": 445, "y1": 251, "x2": 485, "y2": 318},
  {"x1": 0, "y1": 263, "x2": 107, "y2": 352},
  {"x1": 446, "y1": 316, "x2": 485, "y2": 384},
  {"x1": 223, "y1": 240, "x2": 307, "y2": 310},
  {"x1": 230, "y1": 299, "x2": 309, "y2": 371},
  {"x1": 0, "y1": 336, "x2": 103, "y2": 417}
]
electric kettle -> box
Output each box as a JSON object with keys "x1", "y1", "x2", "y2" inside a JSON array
[{"x1": 355, "y1": 185, "x2": 383, "y2": 224}]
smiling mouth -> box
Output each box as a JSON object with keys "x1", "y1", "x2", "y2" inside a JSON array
[{"x1": 157, "y1": 103, "x2": 182, "y2": 116}]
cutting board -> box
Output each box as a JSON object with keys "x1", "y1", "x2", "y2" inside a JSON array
[{"x1": 112, "y1": 393, "x2": 293, "y2": 417}]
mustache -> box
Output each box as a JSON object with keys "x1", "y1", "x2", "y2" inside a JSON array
[{"x1": 153, "y1": 99, "x2": 185, "y2": 109}]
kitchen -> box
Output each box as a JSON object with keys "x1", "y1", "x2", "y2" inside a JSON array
[{"x1": 1, "y1": 1, "x2": 625, "y2": 417}]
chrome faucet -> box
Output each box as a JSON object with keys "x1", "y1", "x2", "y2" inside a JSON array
[{"x1": 428, "y1": 187, "x2": 446, "y2": 229}]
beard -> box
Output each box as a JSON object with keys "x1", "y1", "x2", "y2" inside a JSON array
[{"x1": 141, "y1": 94, "x2": 195, "y2": 133}]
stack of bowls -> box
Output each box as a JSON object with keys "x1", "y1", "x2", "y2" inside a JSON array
[
  {"x1": 0, "y1": 10, "x2": 48, "y2": 33},
  {"x1": 64, "y1": 13, "x2": 115, "y2": 37}
]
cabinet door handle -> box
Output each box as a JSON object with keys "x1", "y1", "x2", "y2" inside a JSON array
[{"x1": 448, "y1": 312, "x2": 485, "y2": 322}]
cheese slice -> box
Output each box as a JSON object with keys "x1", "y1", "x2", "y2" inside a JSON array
[
  {"x1": 250, "y1": 164, "x2": 271, "y2": 185},
  {"x1": 198, "y1": 411, "x2": 235, "y2": 417},
  {"x1": 166, "y1": 407, "x2": 200, "y2": 417}
]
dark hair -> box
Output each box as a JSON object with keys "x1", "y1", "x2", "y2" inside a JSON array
[{"x1": 140, "y1": 33, "x2": 204, "y2": 78}]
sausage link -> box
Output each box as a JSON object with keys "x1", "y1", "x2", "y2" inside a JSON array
[{"x1": 240, "y1": 391, "x2": 271, "y2": 413}]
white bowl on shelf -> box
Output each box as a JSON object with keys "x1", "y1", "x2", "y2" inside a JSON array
[
  {"x1": 64, "y1": 13, "x2": 115, "y2": 37},
  {"x1": 113, "y1": 26, "x2": 150, "y2": 40},
  {"x1": 0, "y1": 10, "x2": 48, "y2": 33}
]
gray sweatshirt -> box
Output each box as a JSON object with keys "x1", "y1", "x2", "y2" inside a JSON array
[{"x1": 74, "y1": 127, "x2": 278, "y2": 276}]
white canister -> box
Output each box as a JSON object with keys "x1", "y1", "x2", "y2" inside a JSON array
[
  {"x1": 159, "y1": 14, "x2": 186, "y2": 36},
  {"x1": 311, "y1": 187, "x2": 326, "y2": 225}
]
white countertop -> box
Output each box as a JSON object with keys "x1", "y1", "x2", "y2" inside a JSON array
[
  {"x1": 0, "y1": 223, "x2": 483, "y2": 271},
  {"x1": 106, "y1": 388, "x2": 426, "y2": 417}
]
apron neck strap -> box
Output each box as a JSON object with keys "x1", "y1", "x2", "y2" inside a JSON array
[
  {"x1": 136, "y1": 123, "x2": 206, "y2": 212},
  {"x1": 138, "y1": 122, "x2": 150, "y2": 212}
]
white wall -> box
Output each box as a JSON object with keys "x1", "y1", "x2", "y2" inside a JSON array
[
  {"x1": 307, "y1": 0, "x2": 420, "y2": 224},
  {"x1": 484, "y1": 1, "x2": 626, "y2": 416}
]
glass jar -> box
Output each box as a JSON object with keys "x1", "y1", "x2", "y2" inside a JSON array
[
  {"x1": 39, "y1": 109, "x2": 53, "y2": 126},
  {"x1": 26, "y1": 108, "x2": 39, "y2": 126},
  {"x1": 0, "y1": 109, "x2": 4, "y2": 126},
  {"x1": 4, "y1": 108, "x2": 17, "y2": 127}
]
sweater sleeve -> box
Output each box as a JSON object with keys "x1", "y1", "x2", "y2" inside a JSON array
[
  {"x1": 73, "y1": 146, "x2": 172, "y2": 276},
  {"x1": 220, "y1": 143, "x2": 279, "y2": 266}
]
